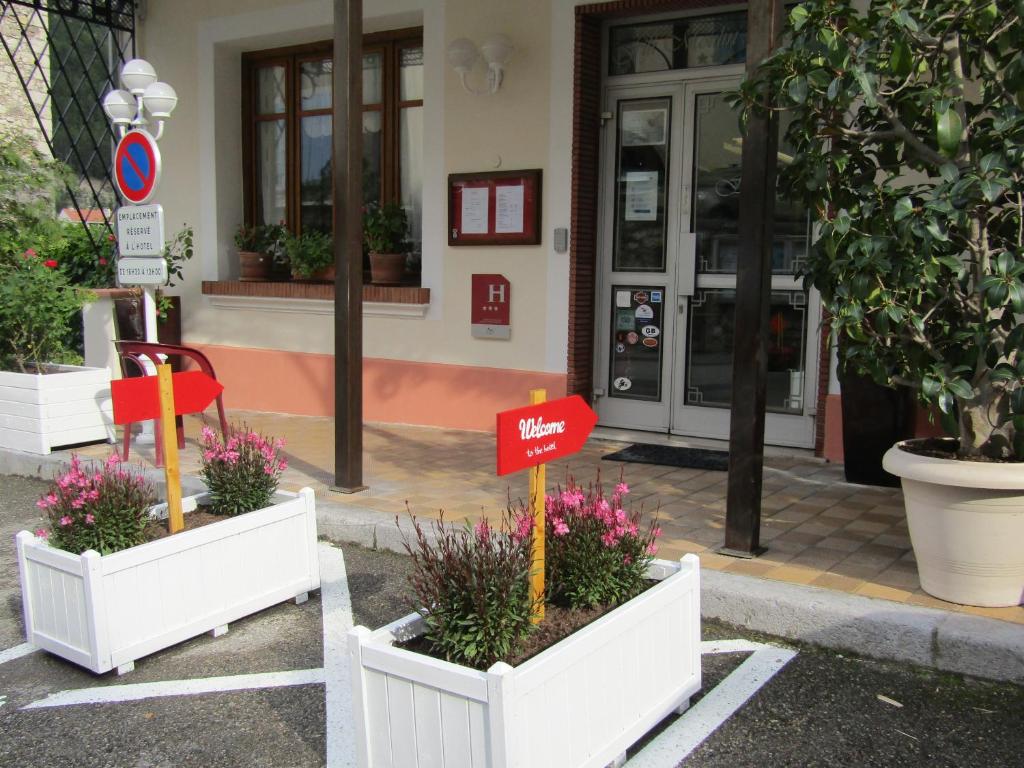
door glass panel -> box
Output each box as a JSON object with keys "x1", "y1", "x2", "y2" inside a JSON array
[
  {"x1": 256, "y1": 119, "x2": 286, "y2": 226},
  {"x1": 299, "y1": 58, "x2": 332, "y2": 111},
  {"x1": 609, "y1": 12, "x2": 746, "y2": 76},
  {"x1": 609, "y1": 286, "x2": 666, "y2": 401},
  {"x1": 613, "y1": 98, "x2": 670, "y2": 272},
  {"x1": 692, "y1": 92, "x2": 741, "y2": 274},
  {"x1": 686, "y1": 289, "x2": 807, "y2": 413},
  {"x1": 300, "y1": 115, "x2": 333, "y2": 233}
]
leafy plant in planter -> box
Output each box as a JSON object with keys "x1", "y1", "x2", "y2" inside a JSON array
[
  {"x1": 35, "y1": 454, "x2": 156, "y2": 555},
  {"x1": 735, "y1": 0, "x2": 1024, "y2": 606},
  {"x1": 363, "y1": 201, "x2": 409, "y2": 284},
  {"x1": 734, "y1": 0, "x2": 1024, "y2": 460},
  {"x1": 284, "y1": 228, "x2": 334, "y2": 281},
  {"x1": 0, "y1": 249, "x2": 92, "y2": 373},
  {"x1": 199, "y1": 424, "x2": 288, "y2": 516},
  {"x1": 353, "y1": 474, "x2": 697, "y2": 767},
  {"x1": 234, "y1": 223, "x2": 272, "y2": 281},
  {"x1": 17, "y1": 428, "x2": 319, "y2": 675}
]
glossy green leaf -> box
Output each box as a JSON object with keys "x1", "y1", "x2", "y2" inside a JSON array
[
  {"x1": 893, "y1": 196, "x2": 914, "y2": 221},
  {"x1": 935, "y1": 108, "x2": 962, "y2": 157}
]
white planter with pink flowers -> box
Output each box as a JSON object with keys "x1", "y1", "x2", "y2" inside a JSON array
[
  {"x1": 348, "y1": 554, "x2": 701, "y2": 768},
  {"x1": 15, "y1": 487, "x2": 319, "y2": 675}
]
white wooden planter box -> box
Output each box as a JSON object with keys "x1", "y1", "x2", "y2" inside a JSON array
[
  {"x1": 0, "y1": 364, "x2": 114, "y2": 454},
  {"x1": 15, "y1": 488, "x2": 320, "y2": 675},
  {"x1": 349, "y1": 554, "x2": 701, "y2": 768}
]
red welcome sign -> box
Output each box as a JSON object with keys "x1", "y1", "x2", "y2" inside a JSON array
[
  {"x1": 112, "y1": 370, "x2": 223, "y2": 425},
  {"x1": 496, "y1": 395, "x2": 598, "y2": 475}
]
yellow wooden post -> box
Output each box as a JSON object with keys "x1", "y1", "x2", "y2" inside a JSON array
[
  {"x1": 156, "y1": 363, "x2": 184, "y2": 534},
  {"x1": 529, "y1": 388, "x2": 546, "y2": 624}
]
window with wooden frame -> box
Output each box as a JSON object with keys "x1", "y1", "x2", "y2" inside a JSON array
[{"x1": 241, "y1": 29, "x2": 424, "y2": 268}]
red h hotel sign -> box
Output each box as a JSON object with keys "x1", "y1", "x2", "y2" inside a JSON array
[{"x1": 471, "y1": 274, "x2": 510, "y2": 339}]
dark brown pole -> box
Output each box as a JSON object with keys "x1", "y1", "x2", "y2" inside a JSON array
[
  {"x1": 722, "y1": 0, "x2": 783, "y2": 556},
  {"x1": 332, "y1": 0, "x2": 366, "y2": 492}
]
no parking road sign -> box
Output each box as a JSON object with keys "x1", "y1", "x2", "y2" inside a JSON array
[{"x1": 114, "y1": 129, "x2": 162, "y2": 204}]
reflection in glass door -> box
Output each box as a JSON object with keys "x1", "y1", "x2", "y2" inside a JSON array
[{"x1": 672, "y1": 86, "x2": 816, "y2": 447}]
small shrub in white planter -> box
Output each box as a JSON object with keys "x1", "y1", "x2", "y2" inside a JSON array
[
  {"x1": 17, "y1": 432, "x2": 319, "y2": 675},
  {"x1": 350, "y1": 476, "x2": 700, "y2": 768}
]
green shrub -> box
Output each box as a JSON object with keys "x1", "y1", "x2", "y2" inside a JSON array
[
  {"x1": 37, "y1": 454, "x2": 157, "y2": 555},
  {"x1": 402, "y1": 511, "x2": 535, "y2": 670},
  {"x1": 199, "y1": 425, "x2": 288, "y2": 516},
  {"x1": 539, "y1": 477, "x2": 661, "y2": 609}
]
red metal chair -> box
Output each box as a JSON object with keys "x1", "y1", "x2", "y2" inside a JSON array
[{"x1": 114, "y1": 341, "x2": 229, "y2": 465}]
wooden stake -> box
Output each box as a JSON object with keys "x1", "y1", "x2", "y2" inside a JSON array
[
  {"x1": 529, "y1": 388, "x2": 546, "y2": 624},
  {"x1": 156, "y1": 363, "x2": 184, "y2": 534}
]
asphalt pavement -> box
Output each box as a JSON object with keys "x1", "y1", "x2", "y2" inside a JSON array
[{"x1": 1, "y1": 474, "x2": 1022, "y2": 767}]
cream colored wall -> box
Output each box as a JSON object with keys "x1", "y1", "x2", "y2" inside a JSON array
[{"x1": 141, "y1": 0, "x2": 569, "y2": 375}]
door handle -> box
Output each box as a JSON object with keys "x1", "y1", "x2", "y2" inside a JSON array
[{"x1": 678, "y1": 232, "x2": 696, "y2": 297}]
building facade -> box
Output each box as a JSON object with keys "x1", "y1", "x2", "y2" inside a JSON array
[{"x1": 138, "y1": 0, "x2": 843, "y2": 454}]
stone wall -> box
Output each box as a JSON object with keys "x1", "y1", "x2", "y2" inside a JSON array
[{"x1": 0, "y1": 6, "x2": 51, "y2": 154}]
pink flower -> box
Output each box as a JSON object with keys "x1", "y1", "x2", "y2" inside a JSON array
[
  {"x1": 35, "y1": 528, "x2": 48, "y2": 539},
  {"x1": 616, "y1": 482, "x2": 629, "y2": 496},
  {"x1": 553, "y1": 518, "x2": 569, "y2": 536},
  {"x1": 85, "y1": 513, "x2": 95, "y2": 525},
  {"x1": 652, "y1": 526, "x2": 662, "y2": 538},
  {"x1": 105, "y1": 453, "x2": 121, "y2": 469},
  {"x1": 44, "y1": 259, "x2": 58, "y2": 268},
  {"x1": 201, "y1": 425, "x2": 216, "y2": 442},
  {"x1": 59, "y1": 516, "x2": 73, "y2": 527},
  {"x1": 646, "y1": 542, "x2": 658, "y2": 556},
  {"x1": 99, "y1": 257, "x2": 107, "y2": 265},
  {"x1": 23, "y1": 248, "x2": 37, "y2": 258},
  {"x1": 71, "y1": 497, "x2": 84, "y2": 509},
  {"x1": 277, "y1": 459, "x2": 288, "y2": 471},
  {"x1": 623, "y1": 555, "x2": 632, "y2": 565},
  {"x1": 473, "y1": 520, "x2": 491, "y2": 543}
]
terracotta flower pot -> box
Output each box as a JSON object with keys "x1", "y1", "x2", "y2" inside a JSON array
[
  {"x1": 291, "y1": 264, "x2": 335, "y2": 283},
  {"x1": 238, "y1": 250, "x2": 271, "y2": 281},
  {"x1": 369, "y1": 252, "x2": 405, "y2": 285}
]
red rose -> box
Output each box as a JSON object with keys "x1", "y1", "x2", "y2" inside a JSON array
[
  {"x1": 43, "y1": 259, "x2": 58, "y2": 268},
  {"x1": 22, "y1": 248, "x2": 36, "y2": 259},
  {"x1": 107, "y1": 234, "x2": 116, "y2": 242},
  {"x1": 99, "y1": 257, "x2": 108, "y2": 265}
]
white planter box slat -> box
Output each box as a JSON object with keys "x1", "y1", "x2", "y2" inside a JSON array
[
  {"x1": 0, "y1": 365, "x2": 114, "y2": 454},
  {"x1": 350, "y1": 554, "x2": 701, "y2": 768},
  {"x1": 16, "y1": 488, "x2": 320, "y2": 674}
]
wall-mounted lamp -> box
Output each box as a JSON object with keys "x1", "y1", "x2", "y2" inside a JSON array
[{"x1": 447, "y1": 34, "x2": 513, "y2": 95}]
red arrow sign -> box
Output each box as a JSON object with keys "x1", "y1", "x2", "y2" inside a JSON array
[
  {"x1": 496, "y1": 395, "x2": 598, "y2": 475},
  {"x1": 111, "y1": 370, "x2": 223, "y2": 425}
]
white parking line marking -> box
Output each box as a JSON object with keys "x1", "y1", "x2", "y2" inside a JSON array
[
  {"x1": 319, "y1": 542, "x2": 355, "y2": 768},
  {"x1": 0, "y1": 643, "x2": 36, "y2": 666},
  {"x1": 21, "y1": 668, "x2": 325, "y2": 709},
  {"x1": 627, "y1": 643, "x2": 798, "y2": 767},
  {"x1": 700, "y1": 639, "x2": 768, "y2": 655}
]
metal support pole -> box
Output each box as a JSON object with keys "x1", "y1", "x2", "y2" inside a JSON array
[
  {"x1": 722, "y1": 0, "x2": 784, "y2": 557},
  {"x1": 332, "y1": 0, "x2": 366, "y2": 493}
]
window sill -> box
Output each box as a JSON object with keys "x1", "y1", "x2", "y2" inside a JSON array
[{"x1": 201, "y1": 281, "x2": 430, "y2": 318}]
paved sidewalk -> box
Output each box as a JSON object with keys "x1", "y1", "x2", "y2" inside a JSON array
[{"x1": 44, "y1": 408, "x2": 1021, "y2": 629}]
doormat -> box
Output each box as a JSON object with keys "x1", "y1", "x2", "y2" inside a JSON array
[{"x1": 601, "y1": 443, "x2": 729, "y2": 471}]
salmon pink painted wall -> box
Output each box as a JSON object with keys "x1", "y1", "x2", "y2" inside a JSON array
[{"x1": 190, "y1": 344, "x2": 568, "y2": 432}]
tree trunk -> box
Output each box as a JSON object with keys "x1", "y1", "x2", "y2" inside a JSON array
[{"x1": 958, "y1": 382, "x2": 1014, "y2": 459}]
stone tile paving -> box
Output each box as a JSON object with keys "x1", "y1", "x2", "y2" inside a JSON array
[{"x1": 66, "y1": 409, "x2": 1023, "y2": 626}]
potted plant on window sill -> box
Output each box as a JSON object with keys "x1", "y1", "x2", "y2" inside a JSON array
[
  {"x1": 738, "y1": 0, "x2": 1024, "y2": 606},
  {"x1": 349, "y1": 477, "x2": 701, "y2": 767},
  {"x1": 16, "y1": 427, "x2": 320, "y2": 675},
  {"x1": 363, "y1": 201, "x2": 410, "y2": 286},
  {"x1": 234, "y1": 223, "x2": 272, "y2": 281},
  {"x1": 0, "y1": 249, "x2": 114, "y2": 454},
  {"x1": 285, "y1": 228, "x2": 334, "y2": 282}
]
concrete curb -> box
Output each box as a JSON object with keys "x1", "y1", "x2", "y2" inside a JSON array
[{"x1": 3, "y1": 447, "x2": 1021, "y2": 684}]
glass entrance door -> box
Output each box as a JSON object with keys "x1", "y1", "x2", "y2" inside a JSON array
[{"x1": 595, "y1": 78, "x2": 819, "y2": 447}]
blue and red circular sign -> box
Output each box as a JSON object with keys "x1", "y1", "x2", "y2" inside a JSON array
[{"x1": 114, "y1": 129, "x2": 161, "y2": 204}]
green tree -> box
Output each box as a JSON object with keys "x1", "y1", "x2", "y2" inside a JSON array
[{"x1": 735, "y1": 0, "x2": 1024, "y2": 458}]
